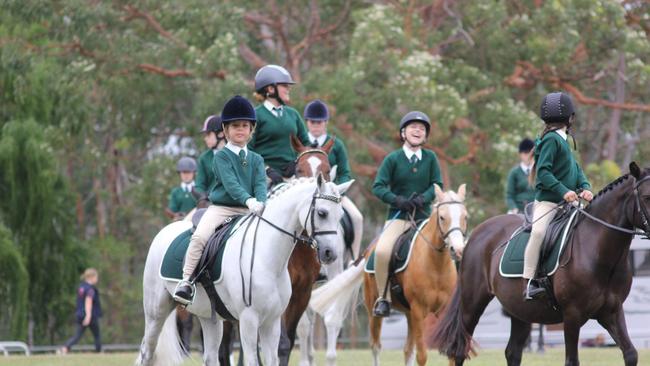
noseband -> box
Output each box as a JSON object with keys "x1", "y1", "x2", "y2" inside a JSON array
[{"x1": 435, "y1": 200, "x2": 467, "y2": 242}]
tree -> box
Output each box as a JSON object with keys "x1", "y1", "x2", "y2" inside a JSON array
[{"x1": 0, "y1": 120, "x2": 84, "y2": 344}]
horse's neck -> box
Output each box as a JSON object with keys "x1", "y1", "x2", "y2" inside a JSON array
[
  {"x1": 415, "y1": 213, "x2": 450, "y2": 265},
  {"x1": 576, "y1": 180, "x2": 635, "y2": 266},
  {"x1": 254, "y1": 188, "x2": 306, "y2": 273}
]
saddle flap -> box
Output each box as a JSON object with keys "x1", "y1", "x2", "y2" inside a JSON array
[
  {"x1": 539, "y1": 205, "x2": 578, "y2": 270},
  {"x1": 191, "y1": 215, "x2": 242, "y2": 282}
]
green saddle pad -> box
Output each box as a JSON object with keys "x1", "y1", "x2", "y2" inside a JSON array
[
  {"x1": 499, "y1": 210, "x2": 578, "y2": 277},
  {"x1": 365, "y1": 219, "x2": 429, "y2": 274},
  {"x1": 159, "y1": 217, "x2": 244, "y2": 283}
]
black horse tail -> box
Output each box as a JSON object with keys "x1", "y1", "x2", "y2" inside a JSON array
[{"x1": 431, "y1": 283, "x2": 475, "y2": 361}]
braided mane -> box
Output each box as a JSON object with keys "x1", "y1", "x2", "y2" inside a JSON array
[{"x1": 591, "y1": 174, "x2": 630, "y2": 202}]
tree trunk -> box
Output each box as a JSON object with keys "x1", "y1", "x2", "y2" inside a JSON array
[{"x1": 604, "y1": 52, "x2": 626, "y2": 161}]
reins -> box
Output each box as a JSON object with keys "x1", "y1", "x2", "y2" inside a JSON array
[
  {"x1": 407, "y1": 200, "x2": 467, "y2": 253},
  {"x1": 239, "y1": 186, "x2": 343, "y2": 307},
  {"x1": 492, "y1": 176, "x2": 650, "y2": 256}
]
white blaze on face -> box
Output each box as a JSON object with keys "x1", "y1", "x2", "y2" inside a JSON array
[
  {"x1": 307, "y1": 156, "x2": 322, "y2": 178},
  {"x1": 444, "y1": 193, "x2": 466, "y2": 257}
]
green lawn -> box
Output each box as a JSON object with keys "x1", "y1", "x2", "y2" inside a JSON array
[{"x1": 0, "y1": 348, "x2": 647, "y2": 366}]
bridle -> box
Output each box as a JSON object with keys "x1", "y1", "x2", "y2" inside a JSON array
[
  {"x1": 631, "y1": 175, "x2": 650, "y2": 238},
  {"x1": 241, "y1": 186, "x2": 342, "y2": 307},
  {"x1": 408, "y1": 200, "x2": 467, "y2": 253},
  {"x1": 253, "y1": 188, "x2": 341, "y2": 250},
  {"x1": 570, "y1": 175, "x2": 650, "y2": 239},
  {"x1": 295, "y1": 148, "x2": 329, "y2": 162}
]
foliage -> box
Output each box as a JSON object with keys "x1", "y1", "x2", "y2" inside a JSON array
[
  {"x1": 0, "y1": 120, "x2": 85, "y2": 342},
  {"x1": 0, "y1": 222, "x2": 28, "y2": 339}
]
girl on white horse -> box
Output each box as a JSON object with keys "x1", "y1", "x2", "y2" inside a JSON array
[{"x1": 174, "y1": 95, "x2": 267, "y2": 304}]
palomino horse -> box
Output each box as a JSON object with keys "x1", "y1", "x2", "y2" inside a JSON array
[
  {"x1": 432, "y1": 162, "x2": 650, "y2": 366},
  {"x1": 310, "y1": 185, "x2": 468, "y2": 366},
  {"x1": 217, "y1": 137, "x2": 341, "y2": 366},
  {"x1": 137, "y1": 176, "x2": 352, "y2": 366}
]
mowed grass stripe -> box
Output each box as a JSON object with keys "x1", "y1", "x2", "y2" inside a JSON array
[{"x1": 0, "y1": 348, "x2": 647, "y2": 365}]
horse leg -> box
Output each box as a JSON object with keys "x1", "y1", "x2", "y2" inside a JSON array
[
  {"x1": 137, "y1": 290, "x2": 174, "y2": 365},
  {"x1": 408, "y1": 306, "x2": 428, "y2": 366},
  {"x1": 198, "y1": 316, "x2": 224, "y2": 366},
  {"x1": 597, "y1": 306, "x2": 638, "y2": 366},
  {"x1": 402, "y1": 311, "x2": 416, "y2": 366},
  {"x1": 504, "y1": 316, "x2": 531, "y2": 366},
  {"x1": 296, "y1": 312, "x2": 314, "y2": 366},
  {"x1": 260, "y1": 317, "x2": 282, "y2": 366},
  {"x1": 364, "y1": 275, "x2": 382, "y2": 366},
  {"x1": 239, "y1": 309, "x2": 261, "y2": 366},
  {"x1": 324, "y1": 317, "x2": 343, "y2": 366},
  {"x1": 562, "y1": 312, "x2": 587, "y2": 366},
  {"x1": 219, "y1": 321, "x2": 235, "y2": 366}
]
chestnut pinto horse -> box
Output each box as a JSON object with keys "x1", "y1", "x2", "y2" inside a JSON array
[
  {"x1": 432, "y1": 162, "x2": 650, "y2": 366},
  {"x1": 218, "y1": 136, "x2": 337, "y2": 366},
  {"x1": 310, "y1": 185, "x2": 468, "y2": 366}
]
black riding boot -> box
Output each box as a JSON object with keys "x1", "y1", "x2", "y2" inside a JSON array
[
  {"x1": 523, "y1": 279, "x2": 546, "y2": 301},
  {"x1": 373, "y1": 298, "x2": 391, "y2": 317}
]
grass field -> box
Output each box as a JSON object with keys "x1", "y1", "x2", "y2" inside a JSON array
[{"x1": 0, "y1": 348, "x2": 647, "y2": 366}]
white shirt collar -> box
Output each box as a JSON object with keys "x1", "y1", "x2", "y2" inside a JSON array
[
  {"x1": 554, "y1": 129, "x2": 568, "y2": 140},
  {"x1": 181, "y1": 181, "x2": 194, "y2": 192},
  {"x1": 402, "y1": 145, "x2": 422, "y2": 161},
  {"x1": 520, "y1": 162, "x2": 533, "y2": 175},
  {"x1": 225, "y1": 142, "x2": 248, "y2": 157},
  {"x1": 263, "y1": 100, "x2": 282, "y2": 117},
  {"x1": 308, "y1": 133, "x2": 328, "y2": 147}
]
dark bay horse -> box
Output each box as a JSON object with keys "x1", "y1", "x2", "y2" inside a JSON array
[
  {"x1": 218, "y1": 137, "x2": 336, "y2": 366},
  {"x1": 432, "y1": 162, "x2": 650, "y2": 366}
]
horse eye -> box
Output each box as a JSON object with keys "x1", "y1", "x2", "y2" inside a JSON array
[
  {"x1": 317, "y1": 209, "x2": 328, "y2": 218},
  {"x1": 440, "y1": 216, "x2": 445, "y2": 221}
]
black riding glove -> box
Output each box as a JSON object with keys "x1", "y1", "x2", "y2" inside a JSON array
[
  {"x1": 266, "y1": 167, "x2": 284, "y2": 186},
  {"x1": 394, "y1": 195, "x2": 414, "y2": 212},
  {"x1": 283, "y1": 161, "x2": 297, "y2": 178},
  {"x1": 410, "y1": 194, "x2": 425, "y2": 211}
]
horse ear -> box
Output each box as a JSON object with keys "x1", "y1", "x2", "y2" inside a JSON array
[
  {"x1": 290, "y1": 134, "x2": 305, "y2": 153},
  {"x1": 322, "y1": 136, "x2": 335, "y2": 154},
  {"x1": 434, "y1": 184, "x2": 444, "y2": 202},
  {"x1": 457, "y1": 184, "x2": 467, "y2": 201},
  {"x1": 317, "y1": 172, "x2": 325, "y2": 189},
  {"x1": 630, "y1": 161, "x2": 641, "y2": 179},
  {"x1": 329, "y1": 165, "x2": 338, "y2": 182},
  {"x1": 336, "y1": 179, "x2": 354, "y2": 195}
]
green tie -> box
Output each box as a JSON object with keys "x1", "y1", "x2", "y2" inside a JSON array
[
  {"x1": 410, "y1": 155, "x2": 418, "y2": 164},
  {"x1": 239, "y1": 150, "x2": 247, "y2": 166}
]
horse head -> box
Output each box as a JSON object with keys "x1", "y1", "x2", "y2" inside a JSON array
[
  {"x1": 433, "y1": 183, "x2": 468, "y2": 259},
  {"x1": 291, "y1": 134, "x2": 334, "y2": 180},
  {"x1": 629, "y1": 162, "x2": 650, "y2": 237},
  {"x1": 290, "y1": 174, "x2": 353, "y2": 264}
]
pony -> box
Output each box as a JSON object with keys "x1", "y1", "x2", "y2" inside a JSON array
[
  {"x1": 310, "y1": 184, "x2": 468, "y2": 366},
  {"x1": 137, "y1": 175, "x2": 353, "y2": 366},
  {"x1": 431, "y1": 162, "x2": 650, "y2": 366}
]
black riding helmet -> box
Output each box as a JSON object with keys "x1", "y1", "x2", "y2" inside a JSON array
[
  {"x1": 399, "y1": 111, "x2": 431, "y2": 140},
  {"x1": 519, "y1": 138, "x2": 534, "y2": 153},
  {"x1": 540, "y1": 92, "x2": 574, "y2": 124},
  {"x1": 201, "y1": 115, "x2": 223, "y2": 133},
  {"x1": 254, "y1": 65, "x2": 295, "y2": 105},
  {"x1": 221, "y1": 95, "x2": 257, "y2": 125},
  {"x1": 303, "y1": 99, "x2": 329, "y2": 121}
]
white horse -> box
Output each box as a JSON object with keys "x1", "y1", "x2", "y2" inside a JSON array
[{"x1": 137, "y1": 176, "x2": 353, "y2": 366}]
